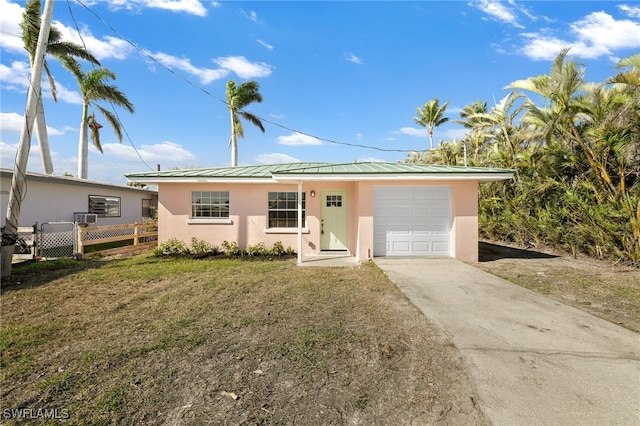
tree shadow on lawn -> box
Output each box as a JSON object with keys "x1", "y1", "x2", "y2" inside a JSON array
[
  {"x1": 479, "y1": 241, "x2": 559, "y2": 262},
  {"x1": 0, "y1": 258, "x2": 111, "y2": 293}
]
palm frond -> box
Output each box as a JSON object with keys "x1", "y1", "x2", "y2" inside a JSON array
[
  {"x1": 87, "y1": 113, "x2": 103, "y2": 153},
  {"x1": 95, "y1": 104, "x2": 123, "y2": 142},
  {"x1": 239, "y1": 111, "x2": 266, "y2": 133}
]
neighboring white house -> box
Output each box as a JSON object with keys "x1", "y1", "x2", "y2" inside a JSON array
[{"x1": 1, "y1": 169, "x2": 158, "y2": 228}]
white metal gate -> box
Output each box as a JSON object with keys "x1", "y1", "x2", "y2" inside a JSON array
[{"x1": 39, "y1": 222, "x2": 76, "y2": 259}]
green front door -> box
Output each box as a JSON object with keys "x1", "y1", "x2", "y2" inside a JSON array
[{"x1": 320, "y1": 191, "x2": 348, "y2": 250}]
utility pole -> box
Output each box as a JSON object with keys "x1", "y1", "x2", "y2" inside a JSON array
[{"x1": 1, "y1": 0, "x2": 55, "y2": 278}]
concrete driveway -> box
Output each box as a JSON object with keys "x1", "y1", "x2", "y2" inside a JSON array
[{"x1": 374, "y1": 258, "x2": 640, "y2": 426}]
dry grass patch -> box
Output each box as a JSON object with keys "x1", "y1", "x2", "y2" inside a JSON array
[
  {"x1": 476, "y1": 241, "x2": 640, "y2": 332},
  {"x1": 1, "y1": 254, "x2": 482, "y2": 425}
]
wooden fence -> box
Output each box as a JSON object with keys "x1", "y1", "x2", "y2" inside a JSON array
[
  {"x1": 9, "y1": 222, "x2": 158, "y2": 262},
  {"x1": 77, "y1": 222, "x2": 158, "y2": 259}
]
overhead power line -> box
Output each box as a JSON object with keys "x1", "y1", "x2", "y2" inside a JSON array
[{"x1": 70, "y1": 0, "x2": 426, "y2": 156}]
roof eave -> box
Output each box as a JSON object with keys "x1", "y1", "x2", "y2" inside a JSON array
[
  {"x1": 126, "y1": 177, "x2": 275, "y2": 184},
  {"x1": 271, "y1": 173, "x2": 514, "y2": 182}
]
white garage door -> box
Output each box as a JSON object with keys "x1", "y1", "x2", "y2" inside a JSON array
[{"x1": 374, "y1": 186, "x2": 451, "y2": 257}]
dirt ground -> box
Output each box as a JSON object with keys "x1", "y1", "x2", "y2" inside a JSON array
[{"x1": 475, "y1": 241, "x2": 640, "y2": 333}]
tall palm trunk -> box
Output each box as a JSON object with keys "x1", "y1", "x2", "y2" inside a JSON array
[
  {"x1": 77, "y1": 103, "x2": 89, "y2": 178},
  {"x1": 230, "y1": 110, "x2": 238, "y2": 167},
  {"x1": 34, "y1": 94, "x2": 54, "y2": 174}
]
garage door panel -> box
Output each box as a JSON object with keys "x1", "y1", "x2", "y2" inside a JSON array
[
  {"x1": 433, "y1": 241, "x2": 450, "y2": 252},
  {"x1": 413, "y1": 242, "x2": 430, "y2": 252},
  {"x1": 374, "y1": 186, "x2": 451, "y2": 257},
  {"x1": 393, "y1": 206, "x2": 412, "y2": 217},
  {"x1": 432, "y1": 207, "x2": 450, "y2": 217}
]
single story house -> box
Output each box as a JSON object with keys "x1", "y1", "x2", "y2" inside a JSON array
[
  {"x1": 125, "y1": 162, "x2": 513, "y2": 263},
  {"x1": 1, "y1": 168, "x2": 158, "y2": 229}
]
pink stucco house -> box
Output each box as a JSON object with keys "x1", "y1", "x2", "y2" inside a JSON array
[{"x1": 126, "y1": 162, "x2": 513, "y2": 263}]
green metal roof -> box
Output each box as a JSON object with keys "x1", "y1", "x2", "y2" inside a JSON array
[
  {"x1": 125, "y1": 163, "x2": 330, "y2": 179},
  {"x1": 273, "y1": 162, "x2": 512, "y2": 175},
  {"x1": 126, "y1": 162, "x2": 514, "y2": 182}
]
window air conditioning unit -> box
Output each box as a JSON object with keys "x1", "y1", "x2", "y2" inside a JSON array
[{"x1": 74, "y1": 213, "x2": 98, "y2": 224}]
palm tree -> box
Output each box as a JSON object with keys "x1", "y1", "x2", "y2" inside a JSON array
[
  {"x1": 468, "y1": 92, "x2": 527, "y2": 175},
  {"x1": 508, "y1": 49, "x2": 616, "y2": 199},
  {"x1": 454, "y1": 100, "x2": 489, "y2": 164},
  {"x1": 20, "y1": 0, "x2": 99, "y2": 175},
  {"x1": 413, "y1": 98, "x2": 450, "y2": 150},
  {"x1": 226, "y1": 79, "x2": 265, "y2": 166},
  {"x1": 61, "y1": 58, "x2": 134, "y2": 179},
  {"x1": 609, "y1": 53, "x2": 640, "y2": 87}
]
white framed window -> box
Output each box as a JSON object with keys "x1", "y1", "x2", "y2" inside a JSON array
[
  {"x1": 89, "y1": 195, "x2": 121, "y2": 217},
  {"x1": 191, "y1": 191, "x2": 229, "y2": 219},
  {"x1": 268, "y1": 192, "x2": 305, "y2": 228}
]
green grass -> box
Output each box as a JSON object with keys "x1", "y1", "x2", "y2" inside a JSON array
[{"x1": 1, "y1": 254, "x2": 478, "y2": 424}]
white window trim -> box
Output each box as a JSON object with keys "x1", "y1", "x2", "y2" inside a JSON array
[
  {"x1": 265, "y1": 227, "x2": 309, "y2": 234},
  {"x1": 187, "y1": 218, "x2": 233, "y2": 225}
]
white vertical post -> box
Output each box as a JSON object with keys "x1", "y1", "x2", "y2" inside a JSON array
[
  {"x1": 297, "y1": 181, "x2": 302, "y2": 265},
  {"x1": 1, "y1": 0, "x2": 55, "y2": 278}
]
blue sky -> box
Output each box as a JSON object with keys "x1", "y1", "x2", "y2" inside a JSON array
[{"x1": 1, "y1": 0, "x2": 639, "y2": 185}]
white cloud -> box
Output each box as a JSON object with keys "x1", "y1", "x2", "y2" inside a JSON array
[
  {"x1": 0, "y1": 112, "x2": 23, "y2": 133},
  {"x1": 1, "y1": 112, "x2": 66, "y2": 136},
  {"x1": 399, "y1": 127, "x2": 429, "y2": 137},
  {"x1": 0, "y1": 0, "x2": 24, "y2": 53},
  {"x1": 0, "y1": 1, "x2": 134, "y2": 61},
  {"x1": 0, "y1": 61, "x2": 30, "y2": 89},
  {"x1": 520, "y1": 33, "x2": 566, "y2": 60},
  {"x1": 345, "y1": 52, "x2": 364, "y2": 64},
  {"x1": 255, "y1": 153, "x2": 300, "y2": 164},
  {"x1": 0, "y1": 141, "x2": 42, "y2": 170},
  {"x1": 257, "y1": 39, "x2": 274, "y2": 50},
  {"x1": 571, "y1": 12, "x2": 640, "y2": 54},
  {"x1": 356, "y1": 133, "x2": 363, "y2": 141},
  {"x1": 277, "y1": 132, "x2": 323, "y2": 146},
  {"x1": 55, "y1": 23, "x2": 134, "y2": 61},
  {"x1": 619, "y1": 4, "x2": 640, "y2": 18},
  {"x1": 103, "y1": 0, "x2": 209, "y2": 16},
  {"x1": 102, "y1": 141, "x2": 196, "y2": 163},
  {"x1": 150, "y1": 53, "x2": 273, "y2": 83},
  {"x1": 0, "y1": 61, "x2": 82, "y2": 104},
  {"x1": 356, "y1": 156, "x2": 384, "y2": 163},
  {"x1": 241, "y1": 9, "x2": 259, "y2": 22},
  {"x1": 151, "y1": 52, "x2": 229, "y2": 84},
  {"x1": 473, "y1": 0, "x2": 523, "y2": 28},
  {"x1": 53, "y1": 83, "x2": 83, "y2": 105},
  {"x1": 445, "y1": 128, "x2": 468, "y2": 140},
  {"x1": 521, "y1": 11, "x2": 640, "y2": 60},
  {"x1": 213, "y1": 56, "x2": 273, "y2": 79},
  {"x1": 144, "y1": 0, "x2": 208, "y2": 16}
]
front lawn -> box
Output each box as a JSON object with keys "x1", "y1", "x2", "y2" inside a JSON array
[{"x1": 0, "y1": 254, "x2": 482, "y2": 425}]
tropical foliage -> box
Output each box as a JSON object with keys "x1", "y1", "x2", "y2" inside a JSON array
[
  {"x1": 407, "y1": 50, "x2": 640, "y2": 264},
  {"x1": 61, "y1": 58, "x2": 134, "y2": 179},
  {"x1": 225, "y1": 79, "x2": 265, "y2": 166},
  {"x1": 413, "y1": 98, "x2": 450, "y2": 150},
  {"x1": 20, "y1": 0, "x2": 99, "y2": 174}
]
